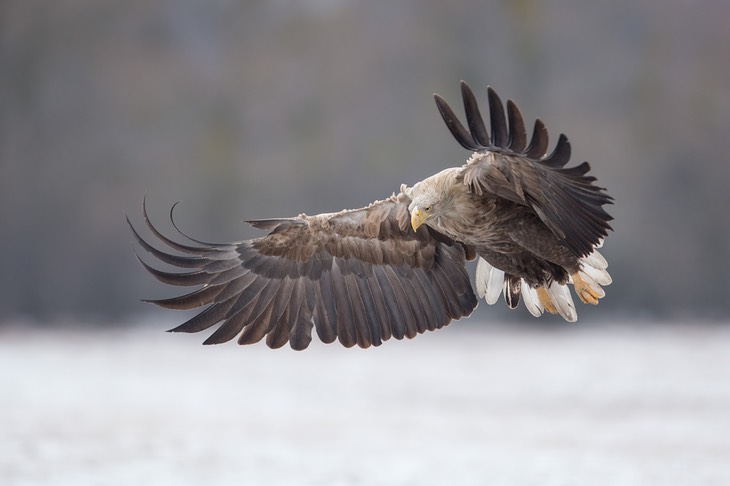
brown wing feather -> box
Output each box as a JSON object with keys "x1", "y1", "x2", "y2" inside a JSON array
[
  {"x1": 130, "y1": 194, "x2": 477, "y2": 350},
  {"x1": 435, "y1": 82, "x2": 613, "y2": 257}
]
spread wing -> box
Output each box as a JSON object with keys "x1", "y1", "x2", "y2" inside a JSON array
[
  {"x1": 434, "y1": 81, "x2": 613, "y2": 257},
  {"x1": 129, "y1": 193, "x2": 477, "y2": 350}
]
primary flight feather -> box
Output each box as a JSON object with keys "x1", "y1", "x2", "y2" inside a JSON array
[{"x1": 130, "y1": 82, "x2": 613, "y2": 350}]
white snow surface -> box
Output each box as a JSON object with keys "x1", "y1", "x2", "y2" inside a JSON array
[{"x1": 2, "y1": 320, "x2": 730, "y2": 486}]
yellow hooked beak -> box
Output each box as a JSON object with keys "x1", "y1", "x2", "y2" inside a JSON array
[{"x1": 410, "y1": 206, "x2": 430, "y2": 231}]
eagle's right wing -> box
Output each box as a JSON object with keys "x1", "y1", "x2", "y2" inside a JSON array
[{"x1": 434, "y1": 82, "x2": 613, "y2": 257}]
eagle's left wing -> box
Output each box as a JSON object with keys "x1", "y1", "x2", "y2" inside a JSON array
[{"x1": 129, "y1": 194, "x2": 477, "y2": 350}]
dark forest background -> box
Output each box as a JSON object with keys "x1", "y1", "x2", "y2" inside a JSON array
[{"x1": 2, "y1": 0, "x2": 729, "y2": 324}]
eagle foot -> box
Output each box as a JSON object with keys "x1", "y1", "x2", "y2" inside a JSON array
[{"x1": 572, "y1": 272, "x2": 600, "y2": 305}]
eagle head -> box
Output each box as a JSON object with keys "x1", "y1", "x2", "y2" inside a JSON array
[{"x1": 407, "y1": 174, "x2": 451, "y2": 231}]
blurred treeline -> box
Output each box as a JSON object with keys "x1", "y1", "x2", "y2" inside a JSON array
[{"x1": 1, "y1": 0, "x2": 729, "y2": 323}]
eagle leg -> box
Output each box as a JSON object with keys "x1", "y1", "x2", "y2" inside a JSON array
[
  {"x1": 572, "y1": 272, "x2": 600, "y2": 305},
  {"x1": 536, "y1": 287, "x2": 558, "y2": 314}
]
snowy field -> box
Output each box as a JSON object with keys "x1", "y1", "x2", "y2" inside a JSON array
[{"x1": 2, "y1": 320, "x2": 729, "y2": 486}]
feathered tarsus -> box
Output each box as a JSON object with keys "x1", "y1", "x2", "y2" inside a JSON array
[{"x1": 131, "y1": 82, "x2": 613, "y2": 349}]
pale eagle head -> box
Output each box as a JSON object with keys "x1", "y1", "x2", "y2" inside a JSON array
[{"x1": 407, "y1": 168, "x2": 461, "y2": 231}]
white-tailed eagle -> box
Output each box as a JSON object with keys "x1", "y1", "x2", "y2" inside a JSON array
[{"x1": 130, "y1": 82, "x2": 613, "y2": 350}]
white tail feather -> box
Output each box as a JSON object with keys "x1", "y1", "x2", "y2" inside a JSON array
[
  {"x1": 475, "y1": 257, "x2": 489, "y2": 298},
  {"x1": 521, "y1": 280, "x2": 543, "y2": 317},
  {"x1": 486, "y1": 262, "x2": 504, "y2": 305},
  {"x1": 476, "y1": 257, "x2": 505, "y2": 305},
  {"x1": 580, "y1": 264, "x2": 612, "y2": 287},
  {"x1": 583, "y1": 249, "x2": 608, "y2": 270},
  {"x1": 503, "y1": 277, "x2": 521, "y2": 308},
  {"x1": 547, "y1": 282, "x2": 577, "y2": 322}
]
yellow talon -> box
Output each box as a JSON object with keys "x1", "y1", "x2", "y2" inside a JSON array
[
  {"x1": 536, "y1": 287, "x2": 558, "y2": 314},
  {"x1": 572, "y1": 273, "x2": 599, "y2": 305}
]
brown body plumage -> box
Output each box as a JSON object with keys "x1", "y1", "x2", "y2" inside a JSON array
[
  {"x1": 130, "y1": 82, "x2": 613, "y2": 349},
  {"x1": 408, "y1": 166, "x2": 576, "y2": 287}
]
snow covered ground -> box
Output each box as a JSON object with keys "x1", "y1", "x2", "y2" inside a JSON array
[{"x1": 2, "y1": 320, "x2": 729, "y2": 486}]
